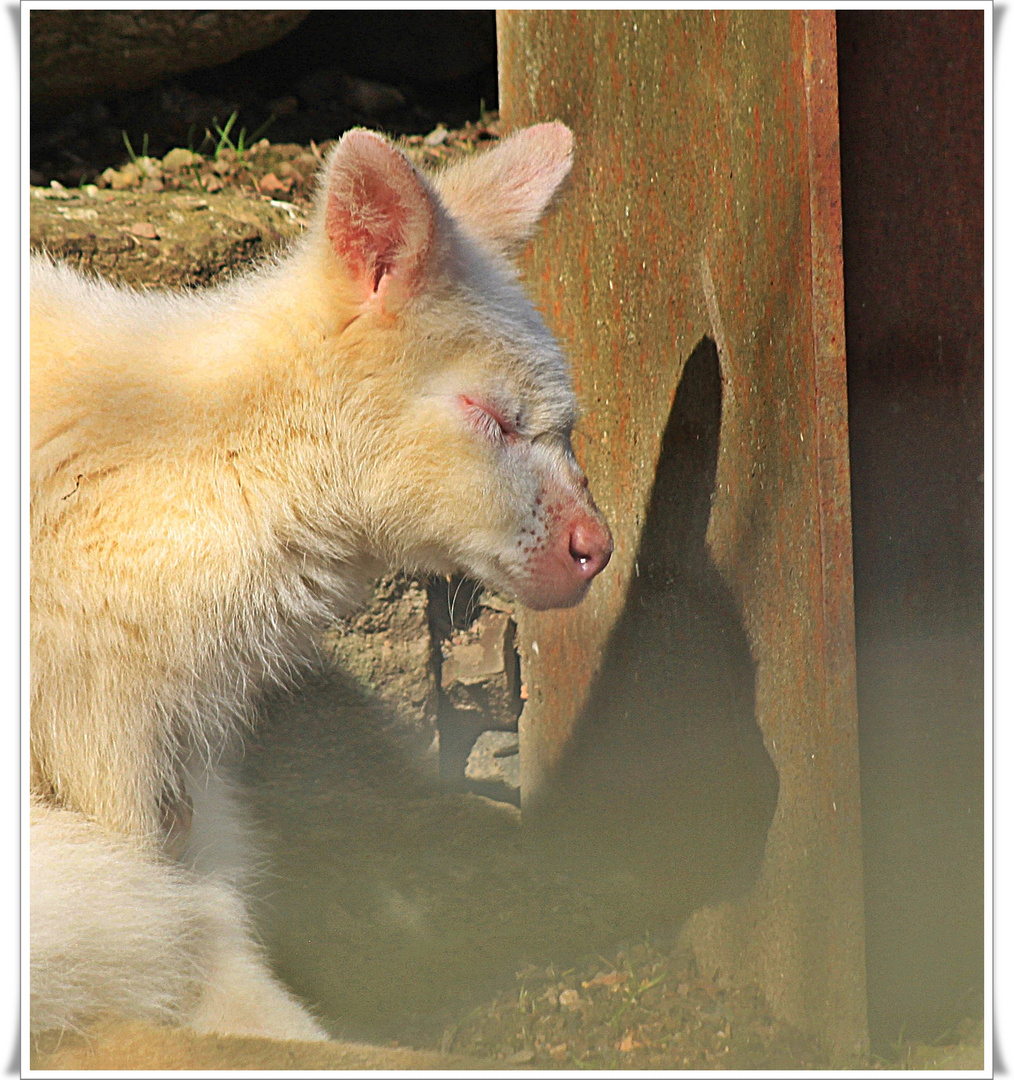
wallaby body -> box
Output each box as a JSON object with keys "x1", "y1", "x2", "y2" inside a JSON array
[{"x1": 30, "y1": 124, "x2": 611, "y2": 1040}]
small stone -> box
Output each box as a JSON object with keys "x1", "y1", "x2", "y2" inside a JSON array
[
  {"x1": 258, "y1": 172, "x2": 291, "y2": 196},
  {"x1": 57, "y1": 207, "x2": 99, "y2": 222},
  {"x1": 424, "y1": 125, "x2": 449, "y2": 147},
  {"x1": 135, "y1": 157, "x2": 163, "y2": 180},
  {"x1": 128, "y1": 222, "x2": 159, "y2": 239},
  {"x1": 110, "y1": 163, "x2": 141, "y2": 189},
  {"x1": 161, "y1": 147, "x2": 197, "y2": 172},
  {"x1": 441, "y1": 611, "x2": 512, "y2": 687},
  {"x1": 465, "y1": 731, "x2": 520, "y2": 789},
  {"x1": 558, "y1": 989, "x2": 581, "y2": 1010},
  {"x1": 582, "y1": 970, "x2": 628, "y2": 990}
]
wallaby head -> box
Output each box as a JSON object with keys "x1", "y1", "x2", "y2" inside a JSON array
[{"x1": 292, "y1": 123, "x2": 613, "y2": 610}]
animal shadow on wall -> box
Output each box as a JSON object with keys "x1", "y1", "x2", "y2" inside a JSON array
[{"x1": 529, "y1": 336, "x2": 778, "y2": 928}]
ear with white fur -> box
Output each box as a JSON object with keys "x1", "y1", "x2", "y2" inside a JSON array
[
  {"x1": 321, "y1": 128, "x2": 436, "y2": 311},
  {"x1": 433, "y1": 122, "x2": 574, "y2": 256}
]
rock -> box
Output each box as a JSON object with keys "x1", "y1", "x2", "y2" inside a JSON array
[
  {"x1": 134, "y1": 157, "x2": 163, "y2": 180},
  {"x1": 440, "y1": 610, "x2": 522, "y2": 730},
  {"x1": 127, "y1": 222, "x2": 159, "y2": 240},
  {"x1": 257, "y1": 172, "x2": 291, "y2": 197},
  {"x1": 442, "y1": 611, "x2": 510, "y2": 686},
  {"x1": 100, "y1": 164, "x2": 140, "y2": 190},
  {"x1": 31, "y1": 10, "x2": 309, "y2": 110},
  {"x1": 432, "y1": 593, "x2": 522, "y2": 786},
  {"x1": 558, "y1": 989, "x2": 581, "y2": 1011},
  {"x1": 465, "y1": 731, "x2": 520, "y2": 790},
  {"x1": 161, "y1": 148, "x2": 199, "y2": 173},
  {"x1": 322, "y1": 576, "x2": 437, "y2": 765}
]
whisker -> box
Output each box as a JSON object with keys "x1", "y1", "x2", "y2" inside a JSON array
[
  {"x1": 450, "y1": 574, "x2": 467, "y2": 628},
  {"x1": 466, "y1": 579, "x2": 483, "y2": 623}
]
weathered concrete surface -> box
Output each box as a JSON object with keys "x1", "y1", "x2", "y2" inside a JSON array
[{"x1": 498, "y1": 9, "x2": 867, "y2": 1064}]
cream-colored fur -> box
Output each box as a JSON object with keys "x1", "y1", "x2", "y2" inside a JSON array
[{"x1": 30, "y1": 123, "x2": 611, "y2": 1041}]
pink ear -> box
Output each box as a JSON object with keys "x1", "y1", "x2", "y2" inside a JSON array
[
  {"x1": 434, "y1": 122, "x2": 574, "y2": 255},
  {"x1": 323, "y1": 129, "x2": 435, "y2": 307}
]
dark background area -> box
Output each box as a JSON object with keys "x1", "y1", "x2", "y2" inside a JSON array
[
  {"x1": 30, "y1": 10, "x2": 499, "y2": 186},
  {"x1": 30, "y1": 7, "x2": 985, "y2": 1055},
  {"x1": 836, "y1": 9, "x2": 984, "y2": 1049}
]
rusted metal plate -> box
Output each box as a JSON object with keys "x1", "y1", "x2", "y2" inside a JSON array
[{"x1": 498, "y1": 9, "x2": 867, "y2": 1064}]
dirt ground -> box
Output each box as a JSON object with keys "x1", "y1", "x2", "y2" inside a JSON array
[
  {"x1": 29, "y1": 110, "x2": 985, "y2": 1071},
  {"x1": 237, "y1": 679, "x2": 832, "y2": 1071}
]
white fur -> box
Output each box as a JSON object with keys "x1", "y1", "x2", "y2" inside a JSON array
[{"x1": 30, "y1": 124, "x2": 611, "y2": 1041}]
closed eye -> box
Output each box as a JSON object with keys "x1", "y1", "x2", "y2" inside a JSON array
[{"x1": 459, "y1": 395, "x2": 520, "y2": 444}]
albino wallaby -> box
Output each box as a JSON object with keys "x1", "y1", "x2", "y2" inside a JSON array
[{"x1": 30, "y1": 123, "x2": 612, "y2": 1040}]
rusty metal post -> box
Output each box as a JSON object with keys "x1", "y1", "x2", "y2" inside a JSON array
[{"x1": 499, "y1": 9, "x2": 868, "y2": 1063}]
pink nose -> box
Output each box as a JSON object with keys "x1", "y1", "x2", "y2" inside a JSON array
[{"x1": 568, "y1": 517, "x2": 613, "y2": 581}]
